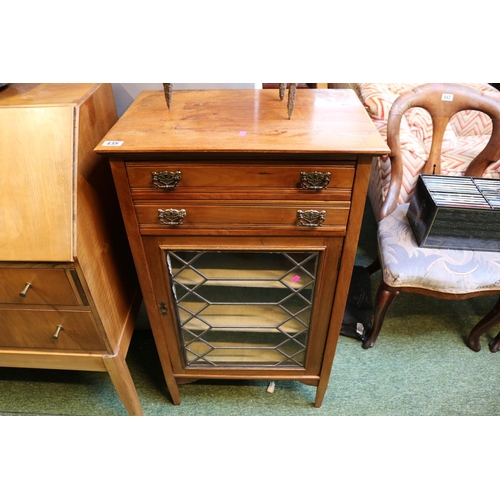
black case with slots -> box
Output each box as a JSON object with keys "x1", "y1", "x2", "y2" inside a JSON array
[{"x1": 407, "y1": 174, "x2": 500, "y2": 252}]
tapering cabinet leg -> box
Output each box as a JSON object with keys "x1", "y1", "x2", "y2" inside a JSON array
[
  {"x1": 362, "y1": 281, "x2": 399, "y2": 349},
  {"x1": 467, "y1": 296, "x2": 500, "y2": 352},
  {"x1": 103, "y1": 352, "x2": 144, "y2": 416}
]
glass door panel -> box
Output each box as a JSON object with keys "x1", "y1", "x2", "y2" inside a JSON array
[{"x1": 166, "y1": 250, "x2": 319, "y2": 367}]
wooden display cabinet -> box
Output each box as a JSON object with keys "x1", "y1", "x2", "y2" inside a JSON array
[
  {"x1": 96, "y1": 89, "x2": 389, "y2": 407},
  {"x1": 0, "y1": 84, "x2": 143, "y2": 415}
]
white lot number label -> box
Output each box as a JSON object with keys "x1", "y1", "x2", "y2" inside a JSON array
[
  {"x1": 102, "y1": 140, "x2": 124, "y2": 146},
  {"x1": 442, "y1": 93, "x2": 454, "y2": 101}
]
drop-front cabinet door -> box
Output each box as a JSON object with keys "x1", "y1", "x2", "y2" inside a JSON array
[
  {"x1": 143, "y1": 235, "x2": 344, "y2": 378},
  {"x1": 0, "y1": 106, "x2": 74, "y2": 262}
]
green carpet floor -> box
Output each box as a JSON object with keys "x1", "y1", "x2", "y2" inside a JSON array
[{"x1": 1, "y1": 201, "x2": 500, "y2": 416}]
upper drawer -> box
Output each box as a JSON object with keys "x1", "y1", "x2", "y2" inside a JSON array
[
  {"x1": 126, "y1": 162, "x2": 355, "y2": 192},
  {"x1": 0, "y1": 268, "x2": 84, "y2": 306}
]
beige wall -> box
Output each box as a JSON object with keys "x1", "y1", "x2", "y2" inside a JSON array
[{"x1": 111, "y1": 83, "x2": 259, "y2": 117}]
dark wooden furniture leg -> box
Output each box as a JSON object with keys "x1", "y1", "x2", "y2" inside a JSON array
[
  {"x1": 466, "y1": 296, "x2": 500, "y2": 352},
  {"x1": 489, "y1": 332, "x2": 500, "y2": 353},
  {"x1": 366, "y1": 256, "x2": 381, "y2": 275},
  {"x1": 362, "y1": 281, "x2": 399, "y2": 349}
]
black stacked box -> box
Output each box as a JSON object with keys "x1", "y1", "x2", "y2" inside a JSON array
[{"x1": 407, "y1": 174, "x2": 500, "y2": 252}]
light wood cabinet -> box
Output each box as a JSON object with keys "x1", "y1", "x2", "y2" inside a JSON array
[
  {"x1": 96, "y1": 89, "x2": 389, "y2": 407},
  {"x1": 0, "y1": 84, "x2": 143, "y2": 415}
]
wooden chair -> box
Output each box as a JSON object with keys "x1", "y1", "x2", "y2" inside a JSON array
[{"x1": 362, "y1": 83, "x2": 500, "y2": 352}]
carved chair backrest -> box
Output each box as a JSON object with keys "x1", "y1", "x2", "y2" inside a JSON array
[{"x1": 380, "y1": 83, "x2": 500, "y2": 220}]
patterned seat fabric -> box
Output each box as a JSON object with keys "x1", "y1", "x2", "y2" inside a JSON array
[
  {"x1": 356, "y1": 83, "x2": 500, "y2": 219},
  {"x1": 379, "y1": 203, "x2": 500, "y2": 294}
]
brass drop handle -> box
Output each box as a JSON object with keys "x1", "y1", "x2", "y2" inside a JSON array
[
  {"x1": 297, "y1": 209, "x2": 326, "y2": 227},
  {"x1": 158, "y1": 208, "x2": 187, "y2": 225},
  {"x1": 151, "y1": 170, "x2": 182, "y2": 189},
  {"x1": 19, "y1": 282, "x2": 32, "y2": 298},
  {"x1": 52, "y1": 325, "x2": 64, "y2": 340},
  {"x1": 299, "y1": 171, "x2": 331, "y2": 190}
]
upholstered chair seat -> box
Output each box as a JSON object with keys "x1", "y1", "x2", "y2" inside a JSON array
[{"x1": 379, "y1": 203, "x2": 500, "y2": 294}]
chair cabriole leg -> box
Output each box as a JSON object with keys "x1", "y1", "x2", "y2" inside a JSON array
[
  {"x1": 362, "y1": 281, "x2": 399, "y2": 349},
  {"x1": 467, "y1": 296, "x2": 500, "y2": 352}
]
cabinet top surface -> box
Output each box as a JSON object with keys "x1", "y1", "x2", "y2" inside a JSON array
[
  {"x1": 0, "y1": 83, "x2": 100, "y2": 107},
  {"x1": 95, "y1": 89, "x2": 389, "y2": 156}
]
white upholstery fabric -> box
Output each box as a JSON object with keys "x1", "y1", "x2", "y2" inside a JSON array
[{"x1": 378, "y1": 204, "x2": 500, "y2": 294}]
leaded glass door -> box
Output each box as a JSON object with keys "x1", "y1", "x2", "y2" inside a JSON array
[
  {"x1": 143, "y1": 235, "x2": 343, "y2": 380},
  {"x1": 166, "y1": 250, "x2": 319, "y2": 367}
]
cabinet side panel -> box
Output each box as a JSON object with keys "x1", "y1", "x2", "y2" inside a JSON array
[
  {"x1": 75, "y1": 84, "x2": 141, "y2": 352},
  {"x1": 0, "y1": 106, "x2": 73, "y2": 261}
]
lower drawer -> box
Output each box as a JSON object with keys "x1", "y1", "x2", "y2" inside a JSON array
[
  {"x1": 0, "y1": 309, "x2": 106, "y2": 351},
  {"x1": 135, "y1": 201, "x2": 350, "y2": 230}
]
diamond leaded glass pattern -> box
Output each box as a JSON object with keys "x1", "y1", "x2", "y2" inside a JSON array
[{"x1": 166, "y1": 251, "x2": 319, "y2": 367}]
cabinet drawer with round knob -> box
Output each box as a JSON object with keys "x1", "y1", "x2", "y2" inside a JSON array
[
  {"x1": 0, "y1": 268, "x2": 85, "y2": 306},
  {"x1": 0, "y1": 309, "x2": 106, "y2": 351}
]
